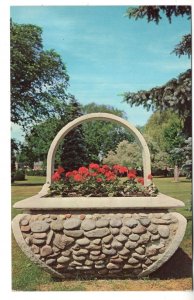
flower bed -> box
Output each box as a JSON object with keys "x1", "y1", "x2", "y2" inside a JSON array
[{"x1": 48, "y1": 164, "x2": 158, "y2": 197}]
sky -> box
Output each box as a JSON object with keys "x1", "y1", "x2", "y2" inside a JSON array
[{"x1": 10, "y1": 5, "x2": 191, "y2": 141}]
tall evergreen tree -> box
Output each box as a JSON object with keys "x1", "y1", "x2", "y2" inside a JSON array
[{"x1": 60, "y1": 96, "x2": 89, "y2": 171}]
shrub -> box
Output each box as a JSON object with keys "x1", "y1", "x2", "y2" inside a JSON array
[{"x1": 14, "y1": 169, "x2": 25, "y2": 181}]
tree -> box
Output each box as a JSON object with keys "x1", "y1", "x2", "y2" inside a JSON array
[
  {"x1": 82, "y1": 103, "x2": 134, "y2": 162},
  {"x1": 11, "y1": 21, "x2": 69, "y2": 128},
  {"x1": 103, "y1": 140, "x2": 142, "y2": 169},
  {"x1": 124, "y1": 6, "x2": 191, "y2": 137},
  {"x1": 11, "y1": 139, "x2": 18, "y2": 182},
  {"x1": 60, "y1": 97, "x2": 89, "y2": 171}
]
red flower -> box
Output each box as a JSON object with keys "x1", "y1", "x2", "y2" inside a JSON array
[
  {"x1": 78, "y1": 166, "x2": 89, "y2": 175},
  {"x1": 98, "y1": 167, "x2": 106, "y2": 174},
  {"x1": 128, "y1": 173, "x2": 136, "y2": 179},
  {"x1": 89, "y1": 163, "x2": 100, "y2": 170},
  {"x1": 148, "y1": 174, "x2": 153, "y2": 180},
  {"x1": 52, "y1": 172, "x2": 61, "y2": 181},
  {"x1": 66, "y1": 171, "x2": 73, "y2": 178},
  {"x1": 96, "y1": 177, "x2": 103, "y2": 183},
  {"x1": 57, "y1": 166, "x2": 65, "y2": 174},
  {"x1": 73, "y1": 174, "x2": 83, "y2": 182},
  {"x1": 137, "y1": 177, "x2": 144, "y2": 185},
  {"x1": 102, "y1": 164, "x2": 110, "y2": 170},
  {"x1": 128, "y1": 169, "x2": 137, "y2": 175},
  {"x1": 90, "y1": 172, "x2": 98, "y2": 177}
]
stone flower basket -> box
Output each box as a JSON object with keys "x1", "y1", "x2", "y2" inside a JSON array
[{"x1": 12, "y1": 113, "x2": 187, "y2": 279}]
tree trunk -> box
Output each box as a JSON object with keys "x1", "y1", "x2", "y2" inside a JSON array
[{"x1": 174, "y1": 165, "x2": 180, "y2": 182}]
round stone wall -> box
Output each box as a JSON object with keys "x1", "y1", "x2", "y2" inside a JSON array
[{"x1": 12, "y1": 210, "x2": 185, "y2": 279}]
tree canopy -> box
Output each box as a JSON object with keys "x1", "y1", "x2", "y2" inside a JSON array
[
  {"x1": 124, "y1": 5, "x2": 191, "y2": 137},
  {"x1": 11, "y1": 21, "x2": 69, "y2": 128}
]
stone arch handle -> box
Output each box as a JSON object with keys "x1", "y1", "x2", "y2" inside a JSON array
[{"x1": 45, "y1": 113, "x2": 152, "y2": 190}]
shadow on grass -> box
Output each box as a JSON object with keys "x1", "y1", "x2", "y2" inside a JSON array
[
  {"x1": 12, "y1": 182, "x2": 43, "y2": 187},
  {"x1": 150, "y1": 248, "x2": 192, "y2": 279},
  {"x1": 50, "y1": 248, "x2": 192, "y2": 283}
]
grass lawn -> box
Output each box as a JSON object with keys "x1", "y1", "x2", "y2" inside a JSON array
[{"x1": 12, "y1": 176, "x2": 192, "y2": 291}]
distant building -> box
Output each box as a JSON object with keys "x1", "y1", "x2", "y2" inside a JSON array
[{"x1": 33, "y1": 161, "x2": 44, "y2": 170}]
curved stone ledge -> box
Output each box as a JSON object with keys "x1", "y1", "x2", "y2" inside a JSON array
[
  {"x1": 13, "y1": 193, "x2": 185, "y2": 210},
  {"x1": 12, "y1": 211, "x2": 187, "y2": 279}
]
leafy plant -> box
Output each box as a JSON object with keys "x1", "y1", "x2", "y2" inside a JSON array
[{"x1": 48, "y1": 164, "x2": 158, "y2": 197}]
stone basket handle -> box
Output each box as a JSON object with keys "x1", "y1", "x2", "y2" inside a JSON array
[{"x1": 42, "y1": 113, "x2": 152, "y2": 193}]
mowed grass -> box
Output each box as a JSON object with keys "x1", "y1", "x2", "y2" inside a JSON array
[{"x1": 12, "y1": 176, "x2": 192, "y2": 291}]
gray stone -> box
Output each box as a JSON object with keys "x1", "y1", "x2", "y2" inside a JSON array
[
  {"x1": 147, "y1": 224, "x2": 158, "y2": 234},
  {"x1": 132, "y1": 253, "x2": 146, "y2": 260},
  {"x1": 150, "y1": 254, "x2": 161, "y2": 261},
  {"x1": 73, "y1": 254, "x2": 86, "y2": 261},
  {"x1": 123, "y1": 218, "x2": 138, "y2": 228},
  {"x1": 102, "y1": 235, "x2": 113, "y2": 244},
  {"x1": 118, "y1": 247, "x2": 130, "y2": 255},
  {"x1": 32, "y1": 238, "x2": 45, "y2": 245},
  {"x1": 63, "y1": 229, "x2": 84, "y2": 238},
  {"x1": 85, "y1": 259, "x2": 93, "y2": 266},
  {"x1": 110, "y1": 228, "x2": 120, "y2": 235},
  {"x1": 85, "y1": 228, "x2": 110, "y2": 238},
  {"x1": 158, "y1": 225, "x2": 170, "y2": 238},
  {"x1": 103, "y1": 243, "x2": 111, "y2": 249},
  {"x1": 152, "y1": 218, "x2": 171, "y2": 225},
  {"x1": 40, "y1": 245, "x2": 53, "y2": 257},
  {"x1": 31, "y1": 244, "x2": 40, "y2": 254},
  {"x1": 89, "y1": 254, "x2": 101, "y2": 261},
  {"x1": 138, "y1": 232, "x2": 151, "y2": 244},
  {"x1": 76, "y1": 266, "x2": 92, "y2": 270},
  {"x1": 96, "y1": 219, "x2": 109, "y2": 228},
  {"x1": 125, "y1": 240, "x2": 138, "y2": 249},
  {"x1": 53, "y1": 234, "x2": 74, "y2": 249},
  {"x1": 53, "y1": 246, "x2": 60, "y2": 253},
  {"x1": 93, "y1": 238, "x2": 101, "y2": 245},
  {"x1": 63, "y1": 218, "x2": 81, "y2": 229},
  {"x1": 33, "y1": 232, "x2": 47, "y2": 239},
  {"x1": 151, "y1": 234, "x2": 160, "y2": 241},
  {"x1": 69, "y1": 261, "x2": 82, "y2": 267},
  {"x1": 102, "y1": 247, "x2": 117, "y2": 256},
  {"x1": 86, "y1": 244, "x2": 101, "y2": 250},
  {"x1": 62, "y1": 250, "x2": 71, "y2": 256},
  {"x1": 50, "y1": 220, "x2": 64, "y2": 231},
  {"x1": 128, "y1": 257, "x2": 139, "y2": 264},
  {"x1": 110, "y1": 257, "x2": 123, "y2": 264},
  {"x1": 110, "y1": 218, "x2": 122, "y2": 227},
  {"x1": 120, "y1": 226, "x2": 132, "y2": 235},
  {"x1": 115, "y1": 234, "x2": 128, "y2": 243},
  {"x1": 139, "y1": 218, "x2": 151, "y2": 227},
  {"x1": 30, "y1": 221, "x2": 50, "y2": 233},
  {"x1": 95, "y1": 260, "x2": 105, "y2": 265},
  {"x1": 73, "y1": 249, "x2": 88, "y2": 256},
  {"x1": 111, "y1": 239, "x2": 123, "y2": 250},
  {"x1": 135, "y1": 246, "x2": 145, "y2": 255},
  {"x1": 91, "y1": 250, "x2": 101, "y2": 255},
  {"x1": 81, "y1": 219, "x2": 96, "y2": 231},
  {"x1": 95, "y1": 264, "x2": 106, "y2": 269},
  {"x1": 76, "y1": 237, "x2": 90, "y2": 246},
  {"x1": 144, "y1": 258, "x2": 153, "y2": 265},
  {"x1": 25, "y1": 237, "x2": 31, "y2": 245},
  {"x1": 21, "y1": 225, "x2": 31, "y2": 232},
  {"x1": 162, "y1": 213, "x2": 172, "y2": 220},
  {"x1": 107, "y1": 262, "x2": 120, "y2": 269},
  {"x1": 72, "y1": 244, "x2": 80, "y2": 250},
  {"x1": 46, "y1": 258, "x2": 56, "y2": 265},
  {"x1": 146, "y1": 246, "x2": 158, "y2": 257},
  {"x1": 57, "y1": 256, "x2": 70, "y2": 264},
  {"x1": 129, "y1": 233, "x2": 140, "y2": 241},
  {"x1": 132, "y1": 225, "x2": 147, "y2": 234},
  {"x1": 21, "y1": 219, "x2": 29, "y2": 226},
  {"x1": 46, "y1": 230, "x2": 54, "y2": 245}
]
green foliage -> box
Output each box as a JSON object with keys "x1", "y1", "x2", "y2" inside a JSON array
[
  {"x1": 103, "y1": 140, "x2": 142, "y2": 169},
  {"x1": 126, "y1": 6, "x2": 191, "y2": 24},
  {"x1": 82, "y1": 103, "x2": 134, "y2": 162},
  {"x1": 60, "y1": 97, "x2": 89, "y2": 171},
  {"x1": 14, "y1": 169, "x2": 25, "y2": 181},
  {"x1": 11, "y1": 21, "x2": 69, "y2": 128},
  {"x1": 123, "y1": 70, "x2": 191, "y2": 137}
]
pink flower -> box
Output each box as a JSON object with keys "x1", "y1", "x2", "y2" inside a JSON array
[{"x1": 78, "y1": 166, "x2": 89, "y2": 175}]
